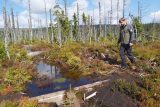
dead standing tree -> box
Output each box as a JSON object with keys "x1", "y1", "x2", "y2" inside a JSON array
[
  {"x1": 3, "y1": 0, "x2": 10, "y2": 60},
  {"x1": 110, "y1": 0, "x2": 113, "y2": 25},
  {"x1": 49, "y1": 9, "x2": 54, "y2": 43},
  {"x1": 44, "y1": 0, "x2": 49, "y2": 42},
  {"x1": 123, "y1": 0, "x2": 126, "y2": 17},
  {"x1": 11, "y1": 8, "x2": 16, "y2": 43},
  {"x1": 77, "y1": 3, "x2": 80, "y2": 41},
  {"x1": 16, "y1": 14, "x2": 20, "y2": 42},
  {"x1": 99, "y1": 2, "x2": 102, "y2": 39},
  {"x1": 64, "y1": 0, "x2": 67, "y2": 17},
  {"x1": 28, "y1": 0, "x2": 33, "y2": 42},
  {"x1": 117, "y1": 0, "x2": 119, "y2": 24}
]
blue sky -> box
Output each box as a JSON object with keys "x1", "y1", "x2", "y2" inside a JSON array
[{"x1": 0, "y1": 0, "x2": 160, "y2": 28}]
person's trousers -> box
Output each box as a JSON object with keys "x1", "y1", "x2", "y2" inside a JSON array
[{"x1": 119, "y1": 44, "x2": 135, "y2": 67}]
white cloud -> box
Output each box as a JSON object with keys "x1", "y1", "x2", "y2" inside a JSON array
[
  {"x1": 0, "y1": 0, "x2": 132, "y2": 28},
  {"x1": 12, "y1": 0, "x2": 56, "y2": 13},
  {"x1": 66, "y1": 0, "x2": 89, "y2": 24},
  {"x1": 150, "y1": 10, "x2": 160, "y2": 22},
  {"x1": 91, "y1": 0, "x2": 131, "y2": 24},
  {"x1": 16, "y1": 10, "x2": 47, "y2": 28}
]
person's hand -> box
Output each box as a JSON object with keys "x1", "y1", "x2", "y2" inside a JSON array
[{"x1": 129, "y1": 43, "x2": 133, "y2": 46}]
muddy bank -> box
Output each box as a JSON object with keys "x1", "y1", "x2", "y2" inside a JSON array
[{"x1": 81, "y1": 71, "x2": 142, "y2": 107}]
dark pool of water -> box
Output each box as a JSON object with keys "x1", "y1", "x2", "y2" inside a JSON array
[{"x1": 27, "y1": 61, "x2": 91, "y2": 97}]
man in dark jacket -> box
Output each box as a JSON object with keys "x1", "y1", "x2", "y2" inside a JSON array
[{"x1": 118, "y1": 18, "x2": 135, "y2": 69}]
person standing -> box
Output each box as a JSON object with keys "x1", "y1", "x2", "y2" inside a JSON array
[{"x1": 118, "y1": 18, "x2": 136, "y2": 69}]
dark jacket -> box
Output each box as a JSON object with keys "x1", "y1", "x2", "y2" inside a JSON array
[{"x1": 118, "y1": 24, "x2": 134, "y2": 44}]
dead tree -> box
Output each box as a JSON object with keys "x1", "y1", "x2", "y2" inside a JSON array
[
  {"x1": 77, "y1": 3, "x2": 80, "y2": 41},
  {"x1": 49, "y1": 9, "x2": 54, "y2": 43},
  {"x1": 110, "y1": 0, "x2": 113, "y2": 25},
  {"x1": 117, "y1": 0, "x2": 119, "y2": 24},
  {"x1": 99, "y1": 2, "x2": 102, "y2": 37},
  {"x1": 11, "y1": 8, "x2": 16, "y2": 43},
  {"x1": 64, "y1": 0, "x2": 67, "y2": 16},
  {"x1": 70, "y1": 21, "x2": 73, "y2": 41},
  {"x1": 44, "y1": 0, "x2": 49, "y2": 42},
  {"x1": 3, "y1": 0, "x2": 10, "y2": 60},
  {"x1": 38, "y1": 19, "x2": 43, "y2": 40},
  {"x1": 8, "y1": 15, "x2": 12, "y2": 42},
  {"x1": 58, "y1": 17, "x2": 62, "y2": 47},
  {"x1": 108, "y1": 11, "x2": 110, "y2": 25},
  {"x1": 92, "y1": 9, "x2": 97, "y2": 42},
  {"x1": 138, "y1": 0, "x2": 142, "y2": 22},
  {"x1": 123, "y1": 0, "x2": 126, "y2": 17},
  {"x1": 104, "y1": 6, "x2": 107, "y2": 37},
  {"x1": 28, "y1": 0, "x2": 33, "y2": 42},
  {"x1": 16, "y1": 14, "x2": 20, "y2": 42},
  {"x1": 87, "y1": 15, "x2": 91, "y2": 41}
]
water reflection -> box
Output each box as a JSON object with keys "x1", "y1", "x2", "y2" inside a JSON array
[{"x1": 27, "y1": 61, "x2": 90, "y2": 97}]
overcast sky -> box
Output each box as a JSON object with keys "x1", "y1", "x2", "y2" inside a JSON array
[{"x1": 0, "y1": 0, "x2": 160, "y2": 28}]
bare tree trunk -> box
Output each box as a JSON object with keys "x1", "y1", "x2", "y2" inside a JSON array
[
  {"x1": 110, "y1": 0, "x2": 113, "y2": 25},
  {"x1": 90, "y1": 16, "x2": 93, "y2": 44},
  {"x1": 70, "y1": 22, "x2": 73, "y2": 41},
  {"x1": 108, "y1": 11, "x2": 110, "y2": 25},
  {"x1": 40, "y1": 19, "x2": 43, "y2": 40},
  {"x1": 8, "y1": 15, "x2": 12, "y2": 43},
  {"x1": 117, "y1": 0, "x2": 119, "y2": 24},
  {"x1": 77, "y1": 3, "x2": 80, "y2": 41},
  {"x1": 138, "y1": 0, "x2": 142, "y2": 22},
  {"x1": 123, "y1": 0, "x2": 126, "y2": 17},
  {"x1": 57, "y1": 17, "x2": 62, "y2": 47},
  {"x1": 16, "y1": 14, "x2": 20, "y2": 42},
  {"x1": 64, "y1": 0, "x2": 67, "y2": 16},
  {"x1": 44, "y1": 0, "x2": 49, "y2": 42},
  {"x1": 87, "y1": 15, "x2": 91, "y2": 42},
  {"x1": 28, "y1": 0, "x2": 33, "y2": 42},
  {"x1": 104, "y1": 6, "x2": 107, "y2": 38},
  {"x1": 92, "y1": 9, "x2": 97, "y2": 42},
  {"x1": 11, "y1": 8, "x2": 16, "y2": 43},
  {"x1": 99, "y1": 2, "x2": 101, "y2": 38},
  {"x1": 49, "y1": 9, "x2": 54, "y2": 43},
  {"x1": 3, "y1": 0, "x2": 10, "y2": 60}
]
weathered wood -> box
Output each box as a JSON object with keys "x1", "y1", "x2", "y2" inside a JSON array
[
  {"x1": 11, "y1": 8, "x2": 16, "y2": 43},
  {"x1": 57, "y1": 17, "x2": 62, "y2": 47},
  {"x1": 3, "y1": 0, "x2": 10, "y2": 60},
  {"x1": 117, "y1": 0, "x2": 119, "y2": 24},
  {"x1": 44, "y1": 0, "x2": 49, "y2": 42},
  {"x1": 28, "y1": 0, "x2": 33, "y2": 42}
]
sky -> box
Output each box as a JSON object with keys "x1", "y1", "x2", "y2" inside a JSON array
[{"x1": 0, "y1": 0, "x2": 160, "y2": 28}]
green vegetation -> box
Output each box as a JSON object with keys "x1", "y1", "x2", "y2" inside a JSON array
[
  {"x1": 0, "y1": 42, "x2": 7, "y2": 62},
  {"x1": 0, "y1": 100, "x2": 18, "y2": 107},
  {"x1": 114, "y1": 79, "x2": 140, "y2": 100},
  {"x1": 5, "y1": 67, "x2": 31, "y2": 92},
  {"x1": 114, "y1": 70, "x2": 160, "y2": 106}
]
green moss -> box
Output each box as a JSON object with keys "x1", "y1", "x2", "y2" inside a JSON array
[
  {"x1": 0, "y1": 100, "x2": 18, "y2": 107},
  {"x1": 114, "y1": 79, "x2": 140, "y2": 99},
  {"x1": 54, "y1": 78, "x2": 66, "y2": 83},
  {"x1": 5, "y1": 67, "x2": 32, "y2": 92}
]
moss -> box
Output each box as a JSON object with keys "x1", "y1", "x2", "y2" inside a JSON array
[
  {"x1": 0, "y1": 100, "x2": 18, "y2": 107},
  {"x1": 19, "y1": 97, "x2": 38, "y2": 107},
  {"x1": 133, "y1": 41, "x2": 160, "y2": 60},
  {"x1": 5, "y1": 67, "x2": 32, "y2": 92},
  {"x1": 54, "y1": 78, "x2": 66, "y2": 83},
  {"x1": 114, "y1": 79, "x2": 140, "y2": 100}
]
